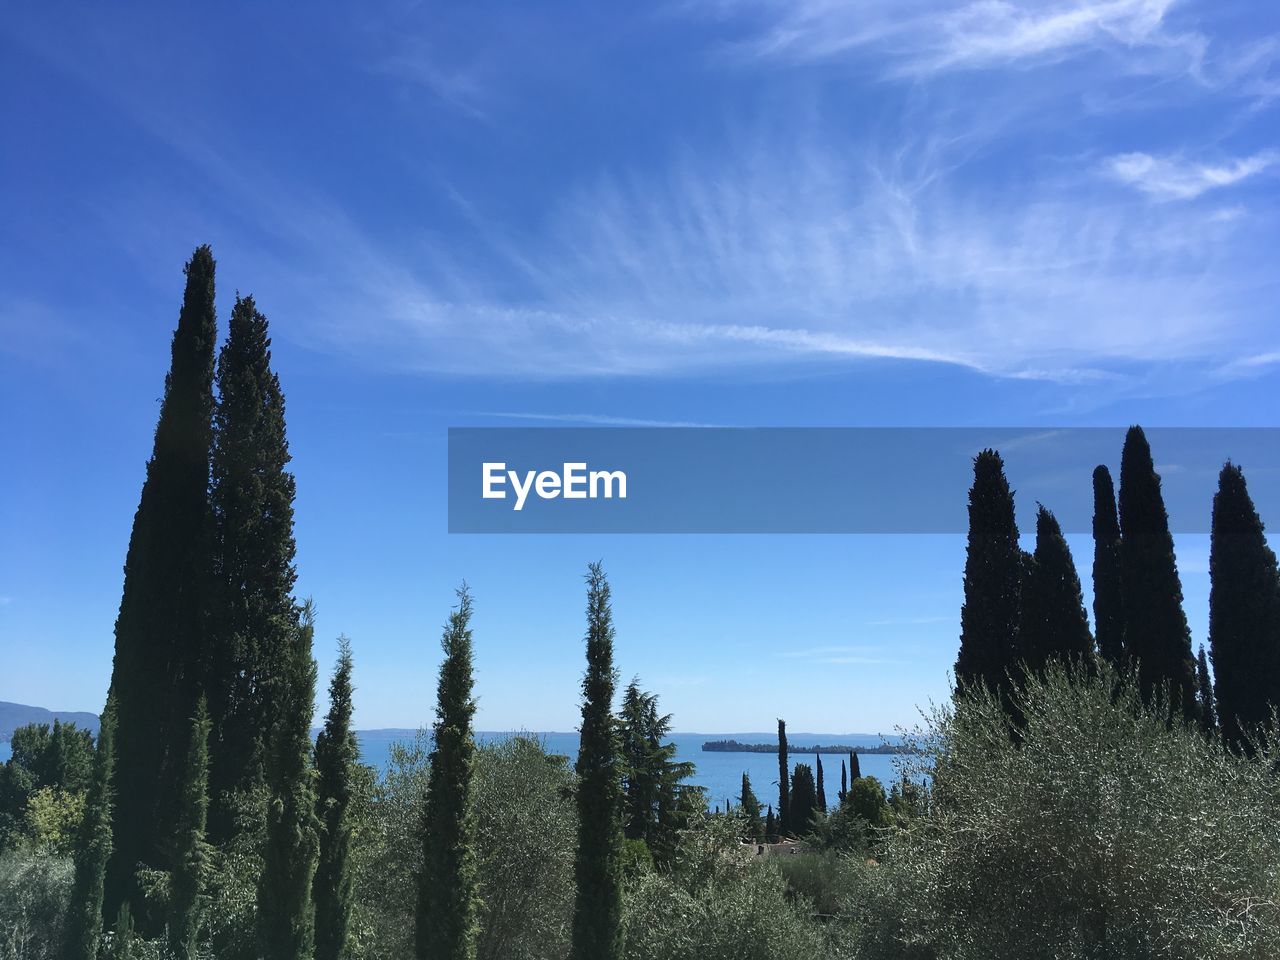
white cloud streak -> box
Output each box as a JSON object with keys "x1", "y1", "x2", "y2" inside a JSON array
[{"x1": 1105, "y1": 150, "x2": 1278, "y2": 199}]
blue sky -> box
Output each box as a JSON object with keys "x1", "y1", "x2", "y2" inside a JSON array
[{"x1": 2, "y1": 1, "x2": 1279, "y2": 733}]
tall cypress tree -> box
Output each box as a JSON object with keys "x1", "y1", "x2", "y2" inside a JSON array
[
  {"x1": 208, "y1": 294, "x2": 299, "y2": 836},
  {"x1": 256, "y1": 602, "x2": 320, "y2": 960},
  {"x1": 776, "y1": 719, "x2": 790, "y2": 837},
  {"x1": 169, "y1": 698, "x2": 211, "y2": 960},
  {"x1": 63, "y1": 698, "x2": 115, "y2": 960},
  {"x1": 739, "y1": 773, "x2": 763, "y2": 842},
  {"x1": 417, "y1": 588, "x2": 481, "y2": 960},
  {"x1": 839, "y1": 760, "x2": 848, "y2": 803},
  {"x1": 764, "y1": 806, "x2": 776, "y2": 842},
  {"x1": 107, "y1": 246, "x2": 217, "y2": 921},
  {"x1": 1196, "y1": 646, "x2": 1218, "y2": 739},
  {"x1": 789, "y1": 764, "x2": 817, "y2": 835},
  {"x1": 1209, "y1": 463, "x2": 1280, "y2": 753},
  {"x1": 956, "y1": 450, "x2": 1022, "y2": 701},
  {"x1": 1092, "y1": 465, "x2": 1126, "y2": 667},
  {"x1": 815, "y1": 754, "x2": 827, "y2": 813},
  {"x1": 1119, "y1": 427, "x2": 1198, "y2": 721},
  {"x1": 315, "y1": 638, "x2": 360, "y2": 960},
  {"x1": 570, "y1": 563, "x2": 624, "y2": 960},
  {"x1": 849, "y1": 750, "x2": 861, "y2": 781},
  {"x1": 1019, "y1": 506, "x2": 1094, "y2": 676}
]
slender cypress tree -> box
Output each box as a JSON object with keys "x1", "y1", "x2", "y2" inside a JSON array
[
  {"x1": 764, "y1": 806, "x2": 776, "y2": 842},
  {"x1": 1209, "y1": 463, "x2": 1280, "y2": 753},
  {"x1": 789, "y1": 764, "x2": 817, "y2": 835},
  {"x1": 109, "y1": 904, "x2": 137, "y2": 960},
  {"x1": 739, "y1": 773, "x2": 763, "y2": 842},
  {"x1": 1119, "y1": 427, "x2": 1198, "y2": 721},
  {"x1": 1196, "y1": 646, "x2": 1218, "y2": 739},
  {"x1": 839, "y1": 760, "x2": 848, "y2": 803},
  {"x1": 256, "y1": 603, "x2": 320, "y2": 960},
  {"x1": 956, "y1": 450, "x2": 1022, "y2": 701},
  {"x1": 107, "y1": 246, "x2": 217, "y2": 921},
  {"x1": 417, "y1": 588, "x2": 481, "y2": 960},
  {"x1": 570, "y1": 563, "x2": 624, "y2": 960},
  {"x1": 169, "y1": 698, "x2": 211, "y2": 960},
  {"x1": 208, "y1": 295, "x2": 300, "y2": 836},
  {"x1": 849, "y1": 750, "x2": 861, "y2": 781},
  {"x1": 1019, "y1": 506, "x2": 1094, "y2": 676},
  {"x1": 63, "y1": 698, "x2": 116, "y2": 960},
  {"x1": 1092, "y1": 465, "x2": 1126, "y2": 667},
  {"x1": 314, "y1": 638, "x2": 360, "y2": 960},
  {"x1": 776, "y1": 719, "x2": 790, "y2": 837},
  {"x1": 815, "y1": 754, "x2": 827, "y2": 813}
]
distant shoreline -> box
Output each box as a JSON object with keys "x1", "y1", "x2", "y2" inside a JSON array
[{"x1": 701, "y1": 739, "x2": 906, "y2": 755}]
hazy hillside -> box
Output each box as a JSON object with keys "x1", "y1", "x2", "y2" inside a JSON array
[{"x1": 0, "y1": 701, "x2": 100, "y2": 741}]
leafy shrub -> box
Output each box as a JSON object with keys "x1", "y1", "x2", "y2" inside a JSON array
[
  {"x1": 852, "y1": 663, "x2": 1280, "y2": 960},
  {"x1": 0, "y1": 849, "x2": 72, "y2": 960}
]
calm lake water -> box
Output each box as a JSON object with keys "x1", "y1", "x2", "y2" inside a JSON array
[{"x1": 359, "y1": 729, "x2": 912, "y2": 813}]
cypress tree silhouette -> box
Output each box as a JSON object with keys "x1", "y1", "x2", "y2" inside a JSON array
[
  {"x1": 64, "y1": 698, "x2": 115, "y2": 960},
  {"x1": 849, "y1": 750, "x2": 861, "y2": 781},
  {"x1": 1092, "y1": 465, "x2": 1126, "y2": 667},
  {"x1": 1209, "y1": 462, "x2": 1280, "y2": 753},
  {"x1": 570, "y1": 564, "x2": 624, "y2": 960},
  {"x1": 417, "y1": 588, "x2": 481, "y2": 960},
  {"x1": 789, "y1": 764, "x2": 817, "y2": 835},
  {"x1": 315, "y1": 638, "x2": 360, "y2": 960},
  {"x1": 777, "y1": 719, "x2": 791, "y2": 837},
  {"x1": 839, "y1": 759, "x2": 848, "y2": 803},
  {"x1": 1019, "y1": 506, "x2": 1094, "y2": 677},
  {"x1": 815, "y1": 754, "x2": 827, "y2": 813},
  {"x1": 169, "y1": 698, "x2": 211, "y2": 960},
  {"x1": 956, "y1": 450, "x2": 1022, "y2": 703},
  {"x1": 208, "y1": 295, "x2": 299, "y2": 836},
  {"x1": 739, "y1": 773, "x2": 763, "y2": 841},
  {"x1": 1196, "y1": 645, "x2": 1218, "y2": 739},
  {"x1": 107, "y1": 246, "x2": 216, "y2": 925},
  {"x1": 1119, "y1": 427, "x2": 1198, "y2": 722},
  {"x1": 256, "y1": 603, "x2": 320, "y2": 960},
  {"x1": 764, "y1": 805, "x2": 776, "y2": 842}
]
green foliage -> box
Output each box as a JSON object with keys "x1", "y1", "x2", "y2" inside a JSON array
[
  {"x1": 1092, "y1": 464, "x2": 1126, "y2": 667},
  {"x1": 169, "y1": 698, "x2": 211, "y2": 960},
  {"x1": 0, "y1": 850, "x2": 72, "y2": 960},
  {"x1": 109, "y1": 245, "x2": 218, "y2": 927},
  {"x1": 208, "y1": 294, "x2": 300, "y2": 834},
  {"x1": 617, "y1": 680, "x2": 698, "y2": 865},
  {"x1": 622, "y1": 816, "x2": 839, "y2": 960},
  {"x1": 315, "y1": 637, "x2": 361, "y2": 960},
  {"x1": 1196, "y1": 645, "x2": 1218, "y2": 738},
  {"x1": 256, "y1": 603, "x2": 320, "y2": 960},
  {"x1": 570, "y1": 563, "x2": 624, "y2": 960},
  {"x1": 852, "y1": 662, "x2": 1280, "y2": 959},
  {"x1": 788, "y1": 764, "x2": 817, "y2": 836},
  {"x1": 955, "y1": 449, "x2": 1022, "y2": 703},
  {"x1": 738, "y1": 774, "x2": 763, "y2": 842},
  {"x1": 1119, "y1": 426, "x2": 1198, "y2": 722},
  {"x1": 814, "y1": 755, "x2": 827, "y2": 813},
  {"x1": 358, "y1": 733, "x2": 576, "y2": 960},
  {"x1": 0, "y1": 721, "x2": 94, "y2": 852},
  {"x1": 63, "y1": 699, "x2": 115, "y2": 960},
  {"x1": 417, "y1": 586, "x2": 481, "y2": 960},
  {"x1": 776, "y1": 720, "x2": 790, "y2": 837},
  {"x1": 1018, "y1": 506, "x2": 1094, "y2": 677},
  {"x1": 1209, "y1": 461, "x2": 1280, "y2": 754}
]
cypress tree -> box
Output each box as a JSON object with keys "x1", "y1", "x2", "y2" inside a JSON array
[
  {"x1": 839, "y1": 760, "x2": 847, "y2": 803},
  {"x1": 109, "y1": 904, "x2": 137, "y2": 960},
  {"x1": 314, "y1": 638, "x2": 360, "y2": 960},
  {"x1": 63, "y1": 698, "x2": 116, "y2": 960},
  {"x1": 1119, "y1": 427, "x2": 1198, "y2": 721},
  {"x1": 570, "y1": 563, "x2": 624, "y2": 960},
  {"x1": 815, "y1": 754, "x2": 827, "y2": 813},
  {"x1": 789, "y1": 764, "x2": 817, "y2": 835},
  {"x1": 1019, "y1": 506, "x2": 1094, "y2": 676},
  {"x1": 256, "y1": 602, "x2": 320, "y2": 960},
  {"x1": 777, "y1": 719, "x2": 790, "y2": 837},
  {"x1": 107, "y1": 246, "x2": 217, "y2": 921},
  {"x1": 1209, "y1": 463, "x2": 1280, "y2": 753},
  {"x1": 739, "y1": 773, "x2": 763, "y2": 841},
  {"x1": 169, "y1": 698, "x2": 211, "y2": 960},
  {"x1": 208, "y1": 294, "x2": 299, "y2": 836},
  {"x1": 417, "y1": 588, "x2": 481, "y2": 960},
  {"x1": 1196, "y1": 645, "x2": 1218, "y2": 739},
  {"x1": 1092, "y1": 465, "x2": 1126, "y2": 667},
  {"x1": 849, "y1": 750, "x2": 861, "y2": 781},
  {"x1": 764, "y1": 805, "x2": 776, "y2": 842},
  {"x1": 956, "y1": 450, "x2": 1022, "y2": 701}
]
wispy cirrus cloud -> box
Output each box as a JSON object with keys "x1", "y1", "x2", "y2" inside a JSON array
[{"x1": 1104, "y1": 150, "x2": 1279, "y2": 199}]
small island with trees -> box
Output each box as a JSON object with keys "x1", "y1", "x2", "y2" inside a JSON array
[{"x1": 701, "y1": 739, "x2": 905, "y2": 755}]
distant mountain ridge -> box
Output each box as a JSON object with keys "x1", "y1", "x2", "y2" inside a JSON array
[{"x1": 0, "y1": 701, "x2": 100, "y2": 742}]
